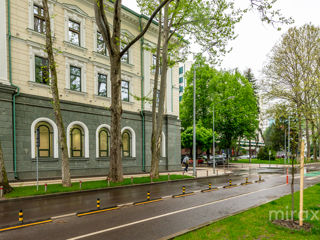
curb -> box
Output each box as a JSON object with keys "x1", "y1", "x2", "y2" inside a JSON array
[{"x1": 0, "y1": 219, "x2": 52, "y2": 232}]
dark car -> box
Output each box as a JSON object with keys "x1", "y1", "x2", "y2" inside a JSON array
[{"x1": 208, "y1": 155, "x2": 226, "y2": 166}]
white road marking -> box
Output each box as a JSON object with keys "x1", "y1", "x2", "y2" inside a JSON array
[
  {"x1": 51, "y1": 213, "x2": 76, "y2": 219},
  {"x1": 306, "y1": 175, "x2": 320, "y2": 180},
  {"x1": 67, "y1": 183, "x2": 286, "y2": 240},
  {"x1": 117, "y1": 202, "x2": 133, "y2": 207}
]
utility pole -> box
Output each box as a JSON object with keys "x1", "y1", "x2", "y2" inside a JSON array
[
  {"x1": 193, "y1": 65, "x2": 196, "y2": 177},
  {"x1": 212, "y1": 105, "x2": 215, "y2": 174},
  {"x1": 284, "y1": 128, "x2": 287, "y2": 164},
  {"x1": 288, "y1": 116, "x2": 291, "y2": 163}
]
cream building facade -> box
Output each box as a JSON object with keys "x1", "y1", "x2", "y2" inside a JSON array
[{"x1": 0, "y1": 0, "x2": 181, "y2": 180}]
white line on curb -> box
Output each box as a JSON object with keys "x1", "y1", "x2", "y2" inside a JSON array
[{"x1": 51, "y1": 213, "x2": 76, "y2": 219}]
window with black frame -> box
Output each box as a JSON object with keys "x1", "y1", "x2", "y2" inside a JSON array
[
  {"x1": 70, "y1": 126, "x2": 84, "y2": 157},
  {"x1": 98, "y1": 73, "x2": 107, "y2": 96},
  {"x1": 121, "y1": 80, "x2": 129, "y2": 102},
  {"x1": 70, "y1": 66, "x2": 81, "y2": 91},
  {"x1": 35, "y1": 56, "x2": 49, "y2": 84},
  {"x1": 69, "y1": 20, "x2": 80, "y2": 46},
  {"x1": 34, "y1": 4, "x2": 45, "y2": 33},
  {"x1": 35, "y1": 122, "x2": 53, "y2": 157},
  {"x1": 99, "y1": 128, "x2": 109, "y2": 157},
  {"x1": 122, "y1": 131, "x2": 131, "y2": 157},
  {"x1": 97, "y1": 32, "x2": 107, "y2": 55}
]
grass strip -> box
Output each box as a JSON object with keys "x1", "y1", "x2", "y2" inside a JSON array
[
  {"x1": 5, "y1": 174, "x2": 192, "y2": 199},
  {"x1": 175, "y1": 183, "x2": 320, "y2": 240}
]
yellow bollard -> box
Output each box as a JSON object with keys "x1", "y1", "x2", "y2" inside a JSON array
[
  {"x1": 246, "y1": 177, "x2": 248, "y2": 184},
  {"x1": 147, "y1": 191, "x2": 150, "y2": 201},
  {"x1": 209, "y1": 183, "x2": 212, "y2": 190},
  {"x1": 19, "y1": 210, "x2": 23, "y2": 224},
  {"x1": 182, "y1": 186, "x2": 186, "y2": 195},
  {"x1": 97, "y1": 198, "x2": 100, "y2": 209},
  {"x1": 229, "y1": 179, "x2": 232, "y2": 186}
]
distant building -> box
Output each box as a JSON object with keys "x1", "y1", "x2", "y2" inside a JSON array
[{"x1": 178, "y1": 61, "x2": 192, "y2": 102}]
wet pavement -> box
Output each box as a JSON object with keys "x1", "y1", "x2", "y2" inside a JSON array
[{"x1": 1, "y1": 173, "x2": 319, "y2": 240}]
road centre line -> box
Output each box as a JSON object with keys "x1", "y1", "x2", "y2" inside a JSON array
[{"x1": 67, "y1": 183, "x2": 286, "y2": 240}]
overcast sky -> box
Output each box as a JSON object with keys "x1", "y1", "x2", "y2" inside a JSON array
[{"x1": 122, "y1": 0, "x2": 320, "y2": 79}]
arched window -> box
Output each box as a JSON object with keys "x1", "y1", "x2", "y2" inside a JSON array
[
  {"x1": 34, "y1": 122, "x2": 53, "y2": 157},
  {"x1": 122, "y1": 131, "x2": 131, "y2": 157},
  {"x1": 70, "y1": 125, "x2": 84, "y2": 157},
  {"x1": 99, "y1": 128, "x2": 109, "y2": 157}
]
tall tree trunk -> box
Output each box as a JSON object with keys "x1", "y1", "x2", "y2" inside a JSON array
[
  {"x1": 306, "y1": 118, "x2": 310, "y2": 160},
  {"x1": 150, "y1": 3, "x2": 169, "y2": 178},
  {"x1": 109, "y1": 57, "x2": 123, "y2": 182},
  {"x1": 291, "y1": 149, "x2": 295, "y2": 221},
  {"x1": 43, "y1": 0, "x2": 71, "y2": 187},
  {"x1": 150, "y1": 6, "x2": 162, "y2": 179},
  {"x1": 0, "y1": 141, "x2": 12, "y2": 194}
]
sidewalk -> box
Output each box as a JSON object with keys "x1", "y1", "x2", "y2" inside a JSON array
[{"x1": 10, "y1": 167, "x2": 230, "y2": 187}]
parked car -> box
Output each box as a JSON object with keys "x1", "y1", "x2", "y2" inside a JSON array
[
  {"x1": 237, "y1": 155, "x2": 250, "y2": 159},
  {"x1": 208, "y1": 155, "x2": 226, "y2": 166},
  {"x1": 189, "y1": 158, "x2": 204, "y2": 165}
]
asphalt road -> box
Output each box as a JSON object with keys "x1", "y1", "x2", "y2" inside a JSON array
[{"x1": 1, "y1": 172, "x2": 319, "y2": 240}]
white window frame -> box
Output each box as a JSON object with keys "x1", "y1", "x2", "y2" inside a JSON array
[
  {"x1": 96, "y1": 124, "x2": 111, "y2": 158},
  {"x1": 28, "y1": 0, "x2": 54, "y2": 35},
  {"x1": 161, "y1": 131, "x2": 166, "y2": 157},
  {"x1": 121, "y1": 126, "x2": 136, "y2": 158},
  {"x1": 29, "y1": 46, "x2": 49, "y2": 83},
  {"x1": 31, "y1": 117, "x2": 59, "y2": 159},
  {"x1": 66, "y1": 121, "x2": 89, "y2": 158},
  {"x1": 65, "y1": 57, "x2": 87, "y2": 92},
  {"x1": 94, "y1": 65, "x2": 111, "y2": 97},
  {"x1": 64, "y1": 10, "x2": 86, "y2": 47}
]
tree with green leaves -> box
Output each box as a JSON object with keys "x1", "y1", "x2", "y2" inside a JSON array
[{"x1": 43, "y1": 0, "x2": 71, "y2": 187}]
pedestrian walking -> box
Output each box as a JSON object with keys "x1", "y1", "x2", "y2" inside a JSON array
[{"x1": 182, "y1": 155, "x2": 189, "y2": 172}]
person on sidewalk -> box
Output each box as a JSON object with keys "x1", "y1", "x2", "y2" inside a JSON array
[{"x1": 182, "y1": 155, "x2": 189, "y2": 172}]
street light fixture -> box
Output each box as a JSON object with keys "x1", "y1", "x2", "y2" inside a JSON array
[{"x1": 212, "y1": 96, "x2": 235, "y2": 174}]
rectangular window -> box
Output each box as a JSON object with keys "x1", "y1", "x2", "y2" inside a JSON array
[
  {"x1": 121, "y1": 45, "x2": 129, "y2": 64},
  {"x1": 179, "y1": 66, "x2": 184, "y2": 75},
  {"x1": 98, "y1": 73, "x2": 107, "y2": 96},
  {"x1": 34, "y1": 5, "x2": 45, "y2": 33},
  {"x1": 35, "y1": 56, "x2": 49, "y2": 84},
  {"x1": 70, "y1": 66, "x2": 81, "y2": 91},
  {"x1": 179, "y1": 96, "x2": 182, "y2": 102},
  {"x1": 179, "y1": 86, "x2": 183, "y2": 93},
  {"x1": 121, "y1": 80, "x2": 129, "y2": 102},
  {"x1": 97, "y1": 32, "x2": 107, "y2": 55},
  {"x1": 69, "y1": 20, "x2": 80, "y2": 46},
  {"x1": 179, "y1": 77, "x2": 183, "y2": 83}
]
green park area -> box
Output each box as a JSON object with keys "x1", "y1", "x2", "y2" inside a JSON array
[
  {"x1": 230, "y1": 158, "x2": 297, "y2": 165},
  {"x1": 4, "y1": 174, "x2": 192, "y2": 198},
  {"x1": 175, "y1": 184, "x2": 320, "y2": 240}
]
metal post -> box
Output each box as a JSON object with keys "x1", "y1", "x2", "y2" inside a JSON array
[
  {"x1": 288, "y1": 116, "x2": 291, "y2": 164},
  {"x1": 44, "y1": 183, "x2": 47, "y2": 193},
  {"x1": 80, "y1": 181, "x2": 82, "y2": 189},
  {"x1": 284, "y1": 128, "x2": 287, "y2": 165},
  {"x1": 193, "y1": 65, "x2": 197, "y2": 177},
  {"x1": 0, "y1": 186, "x2": 3, "y2": 198},
  {"x1": 36, "y1": 127, "x2": 40, "y2": 191},
  {"x1": 212, "y1": 105, "x2": 216, "y2": 174}
]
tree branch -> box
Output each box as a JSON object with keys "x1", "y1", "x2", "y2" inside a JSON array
[{"x1": 120, "y1": 0, "x2": 173, "y2": 57}]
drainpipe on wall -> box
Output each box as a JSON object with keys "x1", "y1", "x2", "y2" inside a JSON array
[
  {"x1": 7, "y1": 0, "x2": 20, "y2": 179},
  {"x1": 139, "y1": 16, "x2": 146, "y2": 172}
]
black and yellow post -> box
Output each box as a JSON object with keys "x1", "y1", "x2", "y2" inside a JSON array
[
  {"x1": 97, "y1": 198, "x2": 100, "y2": 209},
  {"x1": 173, "y1": 185, "x2": 195, "y2": 197},
  {"x1": 241, "y1": 177, "x2": 253, "y2": 185},
  {"x1": 182, "y1": 186, "x2": 186, "y2": 195},
  {"x1": 255, "y1": 175, "x2": 264, "y2": 183},
  {"x1": 223, "y1": 179, "x2": 237, "y2": 188},
  {"x1": 147, "y1": 191, "x2": 150, "y2": 201},
  {"x1": 19, "y1": 210, "x2": 23, "y2": 224},
  {"x1": 201, "y1": 183, "x2": 218, "y2": 192}
]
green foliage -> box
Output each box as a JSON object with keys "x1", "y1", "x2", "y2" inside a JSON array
[
  {"x1": 181, "y1": 123, "x2": 213, "y2": 152},
  {"x1": 180, "y1": 59, "x2": 259, "y2": 151},
  {"x1": 257, "y1": 146, "x2": 276, "y2": 160}
]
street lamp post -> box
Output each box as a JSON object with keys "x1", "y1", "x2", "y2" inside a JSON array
[
  {"x1": 288, "y1": 116, "x2": 291, "y2": 163},
  {"x1": 193, "y1": 65, "x2": 197, "y2": 177}
]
